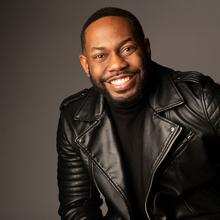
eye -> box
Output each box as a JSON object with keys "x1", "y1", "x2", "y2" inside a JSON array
[
  {"x1": 93, "y1": 53, "x2": 106, "y2": 61},
  {"x1": 124, "y1": 47, "x2": 131, "y2": 52},
  {"x1": 122, "y1": 45, "x2": 136, "y2": 55}
]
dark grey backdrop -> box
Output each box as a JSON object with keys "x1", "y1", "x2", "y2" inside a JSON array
[{"x1": 1, "y1": 1, "x2": 220, "y2": 219}]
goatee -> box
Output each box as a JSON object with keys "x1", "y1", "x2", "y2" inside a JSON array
[{"x1": 88, "y1": 70, "x2": 146, "y2": 106}]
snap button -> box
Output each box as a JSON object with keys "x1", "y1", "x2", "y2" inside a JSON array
[
  {"x1": 78, "y1": 138, "x2": 82, "y2": 143},
  {"x1": 170, "y1": 127, "x2": 175, "y2": 132},
  {"x1": 187, "y1": 134, "x2": 191, "y2": 139}
]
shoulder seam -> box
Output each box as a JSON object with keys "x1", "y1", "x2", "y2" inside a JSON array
[
  {"x1": 172, "y1": 71, "x2": 204, "y2": 84},
  {"x1": 60, "y1": 88, "x2": 89, "y2": 110}
]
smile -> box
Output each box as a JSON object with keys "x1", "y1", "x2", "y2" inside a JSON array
[
  {"x1": 104, "y1": 73, "x2": 137, "y2": 94},
  {"x1": 110, "y1": 76, "x2": 131, "y2": 86}
]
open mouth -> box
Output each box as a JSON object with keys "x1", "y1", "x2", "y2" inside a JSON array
[
  {"x1": 109, "y1": 76, "x2": 131, "y2": 86},
  {"x1": 104, "y1": 73, "x2": 137, "y2": 93}
]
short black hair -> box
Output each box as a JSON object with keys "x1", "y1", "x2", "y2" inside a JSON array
[{"x1": 80, "y1": 7, "x2": 145, "y2": 51}]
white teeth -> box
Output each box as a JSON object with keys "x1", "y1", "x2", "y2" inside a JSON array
[{"x1": 110, "y1": 76, "x2": 130, "y2": 85}]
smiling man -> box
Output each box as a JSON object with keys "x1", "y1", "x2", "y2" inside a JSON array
[
  {"x1": 79, "y1": 15, "x2": 149, "y2": 104},
  {"x1": 57, "y1": 7, "x2": 220, "y2": 220}
]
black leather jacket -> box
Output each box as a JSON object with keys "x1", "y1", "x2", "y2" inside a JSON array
[{"x1": 57, "y1": 63, "x2": 220, "y2": 220}]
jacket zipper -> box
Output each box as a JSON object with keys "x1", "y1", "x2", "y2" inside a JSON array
[
  {"x1": 144, "y1": 126, "x2": 182, "y2": 219},
  {"x1": 169, "y1": 130, "x2": 195, "y2": 160}
]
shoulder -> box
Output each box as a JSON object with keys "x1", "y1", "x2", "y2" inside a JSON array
[
  {"x1": 171, "y1": 70, "x2": 208, "y2": 85},
  {"x1": 171, "y1": 70, "x2": 220, "y2": 132},
  {"x1": 170, "y1": 70, "x2": 220, "y2": 96},
  {"x1": 170, "y1": 70, "x2": 220, "y2": 94},
  {"x1": 59, "y1": 88, "x2": 90, "y2": 111},
  {"x1": 170, "y1": 69, "x2": 220, "y2": 101},
  {"x1": 152, "y1": 62, "x2": 213, "y2": 87}
]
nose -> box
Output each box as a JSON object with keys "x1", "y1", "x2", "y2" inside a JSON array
[{"x1": 108, "y1": 53, "x2": 128, "y2": 72}]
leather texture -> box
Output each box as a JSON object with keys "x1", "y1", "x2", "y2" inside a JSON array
[{"x1": 57, "y1": 62, "x2": 220, "y2": 220}]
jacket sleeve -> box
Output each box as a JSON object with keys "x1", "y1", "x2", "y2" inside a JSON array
[
  {"x1": 202, "y1": 76, "x2": 220, "y2": 136},
  {"x1": 57, "y1": 111, "x2": 104, "y2": 220}
]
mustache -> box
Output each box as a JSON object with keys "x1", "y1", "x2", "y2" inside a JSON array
[{"x1": 101, "y1": 70, "x2": 141, "y2": 83}]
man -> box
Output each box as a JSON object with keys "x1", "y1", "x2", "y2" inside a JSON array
[{"x1": 57, "y1": 7, "x2": 220, "y2": 220}]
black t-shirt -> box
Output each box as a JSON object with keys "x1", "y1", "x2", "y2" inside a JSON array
[{"x1": 107, "y1": 98, "x2": 147, "y2": 219}]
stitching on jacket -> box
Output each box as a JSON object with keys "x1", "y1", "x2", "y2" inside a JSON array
[
  {"x1": 88, "y1": 158, "x2": 93, "y2": 198},
  {"x1": 74, "y1": 113, "x2": 106, "y2": 141},
  {"x1": 163, "y1": 131, "x2": 196, "y2": 173},
  {"x1": 173, "y1": 71, "x2": 203, "y2": 84},
  {"x1": 152, "y1": 127, "x2": 178, "y2": 172},
  {"x1": 75, "y1": 118, "x2": 129, "y2": 203},
  {"x1": 60, "y1": 111, "x2": 77, "y2": 147},
  {"x1": 151, "y1": 113, "x2": 180, "y2": 171},
  {"x1": 77, "y1": 140, "x2": 131, "y2": 212},
  {"x1": 60, "y1": 88, "x2": 88, "y2": 110},
  {"x1": 183, "y1": 103, "x2": 205, "y2": 121},
  {"x1": 201, "y1": 83, "x2": 217, "y2": 134},
  {"x1": 155, "y1": 75, "x2": 184, "y2": 112},
  {"x1": 170, "y1": 75, "x2": 184, "y2": 101},
  {"x1": 181, "y1": 197, "x2": 195, "y2": 214}
]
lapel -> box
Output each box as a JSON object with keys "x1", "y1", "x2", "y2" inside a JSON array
[
  {"x1": 73, "y1": 62, "x2": 185, "y2": 219},
  {"x1": 142, "y1": 63, "x2": 184, "y2": 216},
  {"x1": 74, "y1": 89, "x2": 132, "y2": 220}
]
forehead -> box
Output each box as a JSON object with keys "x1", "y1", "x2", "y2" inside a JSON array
[{"x1": 84, "y1": 16, "x2": 135, "y2": 50}]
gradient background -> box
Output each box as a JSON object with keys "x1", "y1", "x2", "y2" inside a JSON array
[{"x1": 1, "y1": 0, "x2": 220, "y2": 219}]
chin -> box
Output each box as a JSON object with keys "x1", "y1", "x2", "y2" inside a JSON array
[
  {"x1": 91, "y1": 77, "x2": 144, "y2": 105},
  {"x1": 107, "y1": 89, "x2": 143, "y2": 105}
]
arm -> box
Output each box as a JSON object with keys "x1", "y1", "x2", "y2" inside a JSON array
[
  {"x1": 202, "y1": 76, "x2": 220, "y2": 171},
  {"x1": 202, "y1": 76, "x2": 220, "y2": 136},
  {"x1": 57, "y1": 112, "x2": 103, "y2": 220}
]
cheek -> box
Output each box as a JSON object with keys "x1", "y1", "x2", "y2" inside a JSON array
[
  {"x1": 127, "y1": 54, "x2": 144, "y2": 69},
  {"x1": 127, "y1": 49, "x2": 144, "y2": 64},
  {"x1": 89, "y1": 63, "x2": 106, "y2": 82}
]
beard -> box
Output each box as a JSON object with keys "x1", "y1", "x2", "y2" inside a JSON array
[{"x1": 88, "y1": 67, "x2": 147, "y2": 106}]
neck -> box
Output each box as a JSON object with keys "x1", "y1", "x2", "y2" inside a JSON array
[{"x1": 106, "y1": 92, "x2": 145, "y2": 114}]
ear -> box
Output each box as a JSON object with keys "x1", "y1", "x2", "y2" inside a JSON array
[
  {"x1": 79, "y1": 54, "x2": 90, "y2": 78},
  {"x1": 144, "y1": 38, "x2": 151, "y2": 58}
]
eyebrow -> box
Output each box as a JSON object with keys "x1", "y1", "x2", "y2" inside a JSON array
[
  {"x1": 91, "y1": 37, "x2": 134, "y2": 51},
  {"x1": 91, "y1": 46, "x2": 106, "y2": 51}
]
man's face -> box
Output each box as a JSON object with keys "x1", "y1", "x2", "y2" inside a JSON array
[{"x1": 80, "y1": 16, "x2": 151, "y2": 103}]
